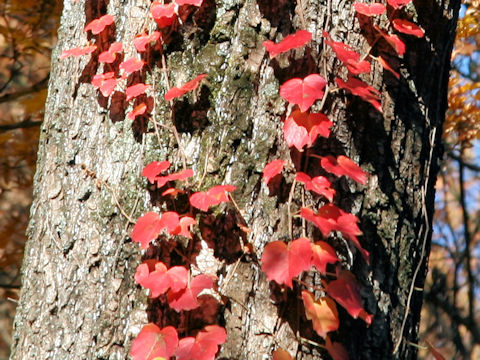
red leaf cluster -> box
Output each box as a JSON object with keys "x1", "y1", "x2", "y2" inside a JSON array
[
  {"x1": 131, "y1": 211, "x2": 196, "y2": 249},
  {"x1": 300, "y1": 205, "x2": 369, "y2": 262},
  {"x1": 135, "y1": 260, "x2": 213, "y2": 311}
]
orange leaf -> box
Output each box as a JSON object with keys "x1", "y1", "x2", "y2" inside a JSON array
[{"x1": 302, "y1": 291, "x2": 339, "y2": 338}]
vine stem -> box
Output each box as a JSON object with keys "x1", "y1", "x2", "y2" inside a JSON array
[
  {"x1": 160, "y1": 48, "x2": 188, "y2": 170},
  {"x1": 287, "y1": 178, "x2": 298, "y2": 239},
  {"x1": 393, "y1": 116, "x2": 435, "y2": 354}
]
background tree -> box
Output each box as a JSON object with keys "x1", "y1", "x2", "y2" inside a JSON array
[
  {"x1": 420, "y1": 1, "x2": 480, "y2": 358},
  {"x1": 7, "y1": 0, "x2": 461, "y2": 360},
  {"x1": 0, "y1": 0, "x2": 60, "y2": 357}
]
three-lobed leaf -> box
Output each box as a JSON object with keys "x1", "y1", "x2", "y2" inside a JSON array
[
  {"x1": 130, "y1": 324, "x2": 179, "y2": 360},
  {"x1": 302, "y1": 291, "x2": 339, "y2": 338},
  {"x1": 279, "y1": 74, "x2": 327, "y2": 112},
  {"x1": 261, "y1": 237, "x2": 312, "y2": 287}
]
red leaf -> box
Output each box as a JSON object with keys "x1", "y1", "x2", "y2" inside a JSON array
[
  {"x1": 279, "y1": 74, "x2": 327, "y2": 112},
  {"x1": 91, "y1": 73, "x2": 118, "y2": 97},
  {"x1": 386, "y1": 0, "x2": 412, "y2": 9},
  {"x1": 155, "y1": 168, "x2": 194, "y2": 188},
  {"x1": 323, "y1": 33, "x2": 371, "y2": 74},
  {"x1": 131, "y1": 211, "x2": 163, "y2": 249},
  {"x1": 167, "y1": 274, "x2": 214, "y2": 311},
  {"x1": 323, "y1": 32, "x2": 360, "y2": 64},
  {"x1": 263, "y1": 159, "x2": 285, "y2": 184},
  {"x1": 98, "y1": 42, "x2": 123, "y2": 63},
  {"x1": 261, "y1": 237, "x2": 312, "y2": 287},
  {"x1": 335, "y1": 76, "x2": 382, "y2": 112},
  {"x1": 263, "y1": 30, "x2": 312, "y2": 58},
  {"x1": 376, "y1": 56, "x2": 400, "y2": 79},
  {"x1": 325, "y1": 270, "x2": 373, "y2": 325},
  {"x1": 284, "y1": 110, "x2": 332, "y2": 151},
  {"x1": 273, "y1": 349, "x2": 294, "y2": 360},
  {"x1": 91, "y1": 72, "x2": 114, "y2": 87},
  {"x1": 300, "y1": 205, "x2": 369, "y2": 262},
  {"x1": 345, "y1": 59, "x2": 371, "y2": 75},
  {"x1": 176, "y1": 325, "x2": 227, "y2": 360},
  {"x1": 128, "y1": 103, "x2": 148, "y2": 120},
  {"x1": 151, "y1": 2, "x2": 177, "y2": 28},
  {"x1": 100, "y1": 79, "x2": 118, "y2": 97},
  {"x1": 131, "y1": 211, "x2": 180, "y2": 249},
  {"x1": 84, "y1": 14, "x2": 115, "y2": 35},
  {"x1": 135, "y1": 261, "x2": 173, "y2": 297},
  {"x1": 354, "y1": 2, "x2": 386, "y2": 16},
  {"x1": 311, "y1": 241, "x2": 339, "y2": 273},
  {"x1": 175, "y1": 0, "x2": 204, "y2": 6},
  {"x1": 164, "y1": 74, "x2": 207, "y2": 101},
  {"x1": 120, "y1": 58, "x2": 145, "y2": 75},
  {"x1": 171, "y1": 216, "x2": 196, "y2": 238},
  {"x1": 142, "y1": 161, "x2": 171, "y2": 183},
  {"x1": 320, "y1": 155, "x2": 368, "y2": 185},
  {"x1": 325, "y1": 336, "x2": 349, "y2": 360},
  {"x1": 392, "y1": 19, "x2": 425, "y2": 38},
  {"x1": 374, "y1": 26, "x2": 406, "y2": 56},
  {"x1": 60, "y1": 45, "x2": 97, "y2": 59},
  {"x1": 158, "y1": 211, "x2": 180, "y2": 234},
  {"x1": 130, "y1": 324, "x2": 179, "y2": 360},
  {"x1": 296, "y1": 172, "x2": 335, "y2": 202},
  {"x1": 162, "y1": 188, "x2": 184, "y2": 197},
  {"x1": 134, "y1": 31, "x2": 161, "y2": 52},
  {"x1": 301, "y1": 291, "x2": 339, "y2": 338},
  {"x1": 126, "y1": 83, "x2": 150, "y2": 101},
  {"x1": 189, "y1": 184, "x2": 236, "y2": 211},
  {"x1": 167, "y1": 266, "x2": 189, "y2": 292}
]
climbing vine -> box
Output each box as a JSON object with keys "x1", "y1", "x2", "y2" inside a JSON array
[{"x1": 60, "y1": 0, "x2": 428, "y2": 359}]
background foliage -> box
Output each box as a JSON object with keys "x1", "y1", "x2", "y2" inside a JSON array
[
  {"x1": 0, "y1": 0, "x2": 478, "y2": 359},
  {"x1": 0, "y1": 0, "x2": 60, "y2": 358}
]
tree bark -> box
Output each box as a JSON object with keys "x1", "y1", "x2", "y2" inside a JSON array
[{"x1": 11, "y1": 0, "x2": 460, "y2": 359}]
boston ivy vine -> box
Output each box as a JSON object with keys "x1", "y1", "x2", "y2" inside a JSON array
[{"x1": 60, "y1": 0, "x2": 425, "y2": 359}]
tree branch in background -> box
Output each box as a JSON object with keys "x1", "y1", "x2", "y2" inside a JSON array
[
  {"x1": 0, "y1": 117, "x2": 42, "y2": 132},
  {"x1": 0, "y1": 75, "x2": 49, "y2": 104}
]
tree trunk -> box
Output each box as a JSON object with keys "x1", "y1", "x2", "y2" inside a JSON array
[{"x1": 11, "y1": 0, "x2": 460, "y2": 359}]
